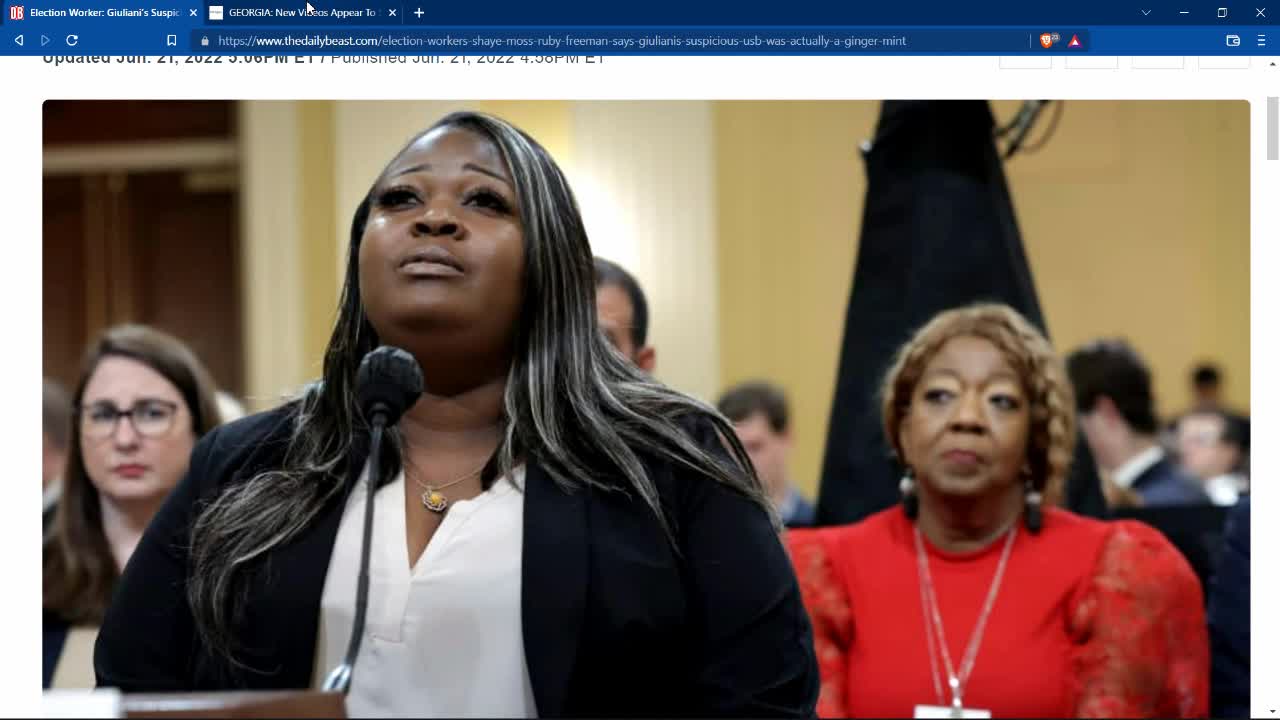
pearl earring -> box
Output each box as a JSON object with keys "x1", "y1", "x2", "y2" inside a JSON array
[{"x1": 900, "y1": 468, "x2": 919, "y2": 519}]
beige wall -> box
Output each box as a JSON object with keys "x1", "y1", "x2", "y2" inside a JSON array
[
  {"x1": 235, "y1": 101, "x2": 1250, "y2": 502},
  {"x1": 714, "y1": 101, "x2": 877, "y2": 500},
  {"x1": 716, "y1": 100, "x2": 1250, "y2": 500},
  {"x1": 998, "y1": 100, "x2": 1250, "y2": 416},
  {"x1": 238, "y1": 101, "x2": 307, "y2": 410},
  {"x1": 566, "y1": 102, "x2": 720, "y2": 402}
]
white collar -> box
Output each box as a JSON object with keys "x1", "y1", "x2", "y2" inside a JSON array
[
  {"x1": 42, "y1": 480, "x2": 62, "y2": 512},
  {"x1": 1205, "y1": 473, "x2": 1248, "y2": 506},
  {"x1": 1112, "y1": 445, "x2": 1165, "y2": 489}
]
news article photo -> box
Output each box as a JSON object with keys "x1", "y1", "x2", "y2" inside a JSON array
[{"x1": 41, "y1": 99, "x2": 1248, "y2": 718}]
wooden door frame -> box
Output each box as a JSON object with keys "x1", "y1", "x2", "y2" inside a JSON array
[{"x1": 43, "y1": 139, "x2": 245, "y2": 394}]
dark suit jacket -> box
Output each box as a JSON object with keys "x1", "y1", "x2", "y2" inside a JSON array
[
  {"x1": 43, "y1": 612, "x2": 69, "y2": 689},
  {"x1": 1208, "y1": 497, "x2": 1250, "y2": 718},
  {"x1": 1132, "y1": 457, "x2": 1210, "y2": 506},
  {"x1": 94, "y1": 403, "x2": 819, "y2": 717},
  {"x1": 781, "y1": 489, "x2": 816, "y2": 528}
]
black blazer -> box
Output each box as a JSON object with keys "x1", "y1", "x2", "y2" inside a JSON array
[
  {"x1": 94, "y1": 403, "x2": 819, "y2": 717},
  {"x1": 42, "y1": 612, "x2": 70, "y2": 689},
  {"x1": 1208, "y1": 497, "x2": 1250, "y2": 718}
]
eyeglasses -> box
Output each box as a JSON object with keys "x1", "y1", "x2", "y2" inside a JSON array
[
  {"x1": 78, "y1": 399, "x2": 179, "y2": 440},
  {"x1": 1182, "y1": 430, "x2": 1222, "y2": 448}
]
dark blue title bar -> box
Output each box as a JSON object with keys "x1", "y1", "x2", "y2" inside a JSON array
[
  {"x1": 210, "y1": 0, "x2": 1280, "y2": 26},
  {"x1": 190, "y1": 0, "x2": 1277, "y2": 26},
  {"x1": 2, "y1": 0, "x2": 1276, "y2": 27},
  {"x1": 2, "y1": 0, "x2": 1275, "y2": 54}
]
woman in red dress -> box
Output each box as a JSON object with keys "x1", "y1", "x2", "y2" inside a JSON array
[{"x1": 787, "y1": 303, "x2": 1207, "y2": 718}]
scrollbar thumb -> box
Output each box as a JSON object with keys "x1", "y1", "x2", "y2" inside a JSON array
[{"x1": 1268, "y1": 97, "x2": 1277, "y2": 161}]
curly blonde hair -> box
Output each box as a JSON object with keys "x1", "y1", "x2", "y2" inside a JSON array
[{"x1": 881, "y1": 303, "x2": 1075, "y2": 504}]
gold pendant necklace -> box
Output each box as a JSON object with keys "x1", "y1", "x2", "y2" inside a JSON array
[{"x1": 407, "y1": 459, "x2": 487, "y2": 514}]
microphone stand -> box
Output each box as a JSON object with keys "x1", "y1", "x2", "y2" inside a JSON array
[{"x1": 321, "y1": 413, "x2": 386, "y2": 694}]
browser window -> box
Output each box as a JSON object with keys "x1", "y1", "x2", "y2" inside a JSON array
[{"x1": 7, "y1": 0, "x2": 1273, "y2": 717}]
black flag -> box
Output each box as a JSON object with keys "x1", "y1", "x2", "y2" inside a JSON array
[{"x1": 815, "y1": 100, "x2": 1105, "y2": 526}]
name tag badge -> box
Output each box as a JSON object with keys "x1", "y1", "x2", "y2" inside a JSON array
[{"x1": 914, "y1": 705, "x2": 993, "y2": 719}]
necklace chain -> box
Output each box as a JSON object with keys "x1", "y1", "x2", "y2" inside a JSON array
[
  {"x1": 406, "y1": 461, "x2": 487, "y2": 493},
  {"x1": 404, "y1": 457, "x2": 488, "y2": 513},
  {"x1": 913, "y1": 523, "x2": 1017, "y2": 714}
]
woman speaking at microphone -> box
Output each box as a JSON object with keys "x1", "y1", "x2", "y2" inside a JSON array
[{"x1": 95, "y1": 111, "x2": 819, "y2": 718}]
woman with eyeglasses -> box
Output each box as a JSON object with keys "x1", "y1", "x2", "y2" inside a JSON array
[{"x1": 43, "y1": 324, "x2": 222, "y2": 689}]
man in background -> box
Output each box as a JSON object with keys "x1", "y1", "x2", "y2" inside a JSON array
[
  {"x1": 1066, "y1": 340, "x2": 1208, "y2": 507},
  {"x1": 1190, "y1": 363, "x2": 1227, "y2": 410},
  {"x1": 594, "y1": 257, "x2": 656, "y2": 373},
  {"x1": 1170, "y1": 362, "x2": 1249, "y2": 449},
  {"x1": 1177, "y1": 408, "x2": 1249, "y2": 506},
  {"x1": 43, "y1": 378, "x2": 71, "y2": 533},
  {"x1": 717, "y1": 381, "x2": 815, "y2": 527}
]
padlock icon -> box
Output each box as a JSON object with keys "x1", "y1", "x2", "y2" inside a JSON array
[{"x1": 201, "y1": 36, "x2": 209, "y2": 46}]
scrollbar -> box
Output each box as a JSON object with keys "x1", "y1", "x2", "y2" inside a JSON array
[{"x1": 1269, "y1": 97, "x2": 1278, "y2": 160}]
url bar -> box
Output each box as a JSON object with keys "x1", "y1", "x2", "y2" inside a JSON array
[{"x1": 188, "y1": 28, "x2": 1092, "y2": 54}]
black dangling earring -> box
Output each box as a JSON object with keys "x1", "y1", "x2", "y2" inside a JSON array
[
  {"x1": 900, "y1": 468, "x2": 919, "y2": 520},
  {"x1": 1024, "y1": 477, "x2": 1043, "y2": 533}
]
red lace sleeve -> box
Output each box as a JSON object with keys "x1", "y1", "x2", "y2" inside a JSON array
[
  {"x1": 1068, "y1": 521, "x2": 1209, "y2": 718},
  {"x1": 785, "y1": 529, "x2": 853, "y2": 718}
]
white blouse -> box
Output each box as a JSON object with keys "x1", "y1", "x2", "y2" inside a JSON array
[{"x1": 314, "y1": 466, "x2": 536, "y2": 718}]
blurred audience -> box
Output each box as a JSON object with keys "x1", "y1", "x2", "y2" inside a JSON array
[
  {"x1": 1177, "y1": 409, "x2": 1249, "y2": 506},
  {"x1": 788, "y1": 304, "x2": 1207, "y2": 718},
  {"x1": 594, "y1": 257, "x2": 656, "y2": 372},
  {"x1": 717, "y1": 381, "x2": 816, "y2": 527},
  {"x1": 43, "y1": 378, "x2": 72, "y2": 534},
  {"x1": 1208, "y1": 496, "x2": 1250, "y2": 718},
  {"x1": 1167, "y1": 361, "x2": 1248, "y2": 426},
  {"x1": 1189, "y1": 362, "x2": 1229, "y2": 412},
  {"x1": 42, "y1": 325, "x2": 222, "y2": 689},
  {"x1": 1065, "y1": 339, "x2": 1208, "y2": 507}
]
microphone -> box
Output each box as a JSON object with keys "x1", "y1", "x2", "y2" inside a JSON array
[{"x1": 322, "y1": 346, "x2": 424, "y2": 695}]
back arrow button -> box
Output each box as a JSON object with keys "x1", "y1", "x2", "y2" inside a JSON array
[{"x1": 14, "y1": 34, "x2": 23, "y2": 46}]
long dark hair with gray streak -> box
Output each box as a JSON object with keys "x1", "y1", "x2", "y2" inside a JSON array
[{"x1": 188, "y1": 111, "x2": 773, "y2": 670}]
